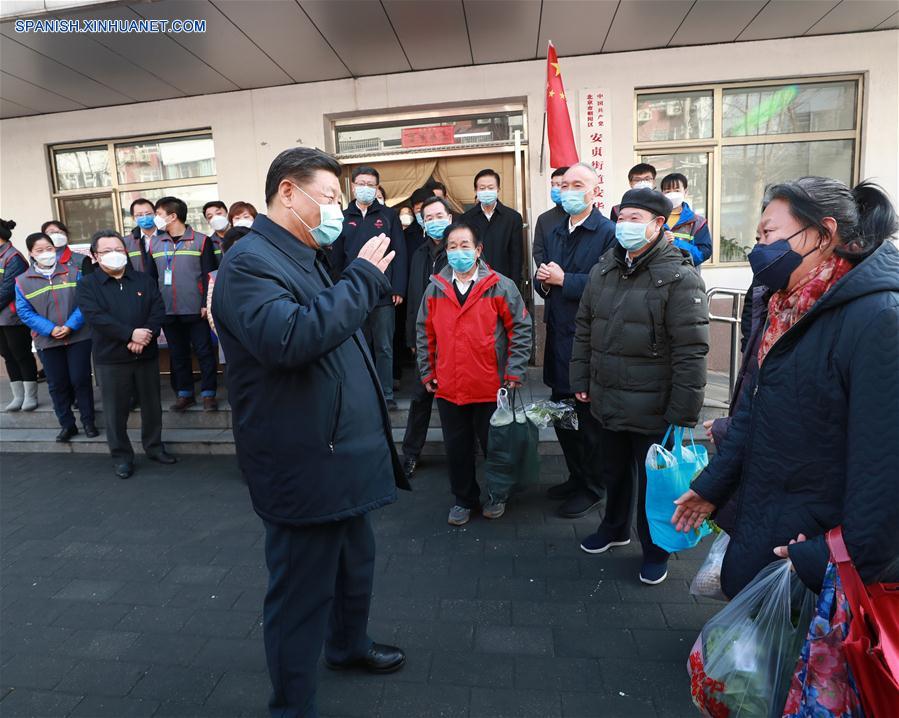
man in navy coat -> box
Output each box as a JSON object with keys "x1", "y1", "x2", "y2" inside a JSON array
[
  {"x1": 536, "y1": 163, "x2": 616, "y2": 519},
  {"x1": 212, "y1": 147, "x2": 409, "y2": 718}
]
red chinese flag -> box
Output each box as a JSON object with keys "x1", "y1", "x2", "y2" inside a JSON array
[{"x1": 545, "y1": 42, "x2": 578, "y2": 168}]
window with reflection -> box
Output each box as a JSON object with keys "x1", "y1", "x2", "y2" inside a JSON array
[
  {"x1": 50, "y1": 132, "x2": 218, "y2": 238},
  {"x1": 635, "y1": 77, "x2": 860, "y2": 265},
  {"x1": 636, "y1": 91, "x2": 713, "y2": 143},
  {"x1": 54, "y1": 147, "x2": 110, "y2": 191}
]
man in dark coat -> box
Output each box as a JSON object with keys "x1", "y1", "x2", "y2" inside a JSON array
[
  {"x1": 331, "y1": 166, "x2": 407, "y2": 409},
  {"x1": 211, "y1": 147, "x2": 409, "y2": 718},
  {"x1": 536, "y1": 163, "x2": 616, "y2": 519},
  {"x1": 570, "y1": 188, "x2": 709, "y2": 586},
  {"x1": 461, "y1": 169, "x2": 524, "y2": 285},
  {"x1": 400, "y1": 196, "x2": 450, "y2": 478},
  {"x1": 531, "y1": 166, "x2": 568, "y2": 268}
]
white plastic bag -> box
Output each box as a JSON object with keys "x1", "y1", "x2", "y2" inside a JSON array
[
  {"x1": 687, "y1": 559, "x2": 815, "y2": 718},
  {"x1": 490, "y1": 388, "x2": 514, "y2": 427},
  {"x1": 691, "y1": 532, "x2": 731, "y2": 602},
  {"x1": 523, "y1": 399, "x2": 577, "y2": 430}
]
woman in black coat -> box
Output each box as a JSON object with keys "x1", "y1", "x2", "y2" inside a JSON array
[{"x1": 674, "y1": 177, "x2": 899, "y2": 597}]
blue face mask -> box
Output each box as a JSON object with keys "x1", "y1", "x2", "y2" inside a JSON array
[
  {"x1": 550, "y1": 186, "x2": 562, "y2": 205},
  {"x1": 290, "y1": 183, "x2": 344, "y2": 247},
  {"x1": 135, "y1": 215, "x2": 156, "y2": 231},
  {"x1": 615, "y1": 220, "x2": 657, "y2": 251},
  {"x1": 560, "y1": 190, "x2": 589, "y2": 216},
  {"x1": 477, "y1": 190, "x2": 498, "y2": 207},
  {"x1": 354, "y1": 185, "x2": 377, "y2": 205},
  {"x1": 415, "y1": 212, "x2": 424, "y2": 227},
  {"x1": 424, "y1": 218, "x2": 450, "y2": 241},
  {"x1": 747, "y1": 227, "x2": 814, "y2": 292},
  {"x1": 447, "y1": 249, "x2": 477, "y2": 273}
]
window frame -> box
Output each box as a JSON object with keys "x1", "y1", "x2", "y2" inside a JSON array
[
  {"x1": 634, "y1": 74, "x2": 863, "y2": 266},
  {"x1": 48, "y1": 129, "x2": 217, "y2": 236}
]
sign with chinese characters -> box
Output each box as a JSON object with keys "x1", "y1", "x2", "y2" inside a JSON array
[
  {"x1": 401, "y1": 125, "x2": 455, "y2": 148},
  {"x1": 578, "y1": 89, "x2": 611, "y2": 213}
]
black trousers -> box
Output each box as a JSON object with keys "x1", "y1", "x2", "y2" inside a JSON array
[
  {"x1": 0, "y1": 324, "x2": 37, "y2": 381},
  {"x1": 38, "y1": 340, "x2": 95, "y2": 429},
  {"x1": 552, "y1": 392, "x2": 603, "y2": 497},
  {"x1": 95, "y1": 359, "x2": 164, "y2": 462},
  {"x1": 263, "y1": 514, "x2": 375, "y2": 718},
  {"x1": 163, "y1": 315, "x2": 217, "y2": 397},
  {"x1": 401, "y1": 378, "x2": 434, "y2": 461},
  {"x1": 595, "y1": 426, "x2": 669, "y2": 563},
  {"x1": 436, "y1": 398, "x2": 493, "y2": 508}
]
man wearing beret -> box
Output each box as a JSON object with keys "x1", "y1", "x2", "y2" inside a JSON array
[{"x1": 569, "y1": 188, "x2": 709, "y2": 586}]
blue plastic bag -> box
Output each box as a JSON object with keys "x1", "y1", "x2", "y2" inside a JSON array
[{"x1": 645, "y1": 425, "x2": 710, "y2": 553}]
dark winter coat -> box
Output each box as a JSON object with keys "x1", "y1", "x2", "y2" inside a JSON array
[
  {"x1": 692, "y1": 241, "x2": 899, "y2": 596},
  {"x1": 531, "y1": 204, "x2": 567, "y2": 268},
  {"x1": 404, "y1": 239, "x2": 447, "y2": 348},
  {"x1": 331, "y1": 200, "x2": 407, "y2": 306},
  {"x1": 535, "y1": 208, "x2": 616, "y2": 396},
  {"x1": 211, "y1": 214, "x2": 410, "y2": 528},
  {"x1": 570, "y1": 237, "x2": 709, "y2": 434},
  {"x1": 461, "y1": 201, "x2": 524, "y2": 285}
]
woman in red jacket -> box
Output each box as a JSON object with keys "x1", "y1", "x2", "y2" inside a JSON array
[{"x1": 416, "y1": 221, "x2": 532, "y2": 525}]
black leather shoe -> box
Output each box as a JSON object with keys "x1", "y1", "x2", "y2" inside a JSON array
[
  {"x1": 148, "y1": 452, "x2": 177, "y2": 465},
  {"x1": 83, "y1": 422, "x2": 100, "y2": 438},
  {"x1": 325, "y1": 643, "x2": 405, "y2": 674},
  {"x1": 402, "y1": 456, "x2": 417, "y2": 479},
  {"x1": 56, "y1": 425, "x2": 78, "y2": 442},
  {"x1": 546, "y1": 477, "x2": 580, "y2": 500},
  {"x1": 115, "y1": 462, "x2": 134, "y2": 480},
  {"x1": 558, "y1": 489, "x2": 604, "y2": 519}
]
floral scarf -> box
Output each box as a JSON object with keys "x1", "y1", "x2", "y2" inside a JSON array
[{"x1": 757, "y1": 255, "x2": 853, "y2": 366}]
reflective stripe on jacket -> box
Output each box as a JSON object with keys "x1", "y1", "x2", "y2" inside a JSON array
[
  {"x1": 14, "y1": 262, "x2": 90, "y2": 350},
  {"x1": 149, "y1": 228, "x2": 211, "y2": 316}
]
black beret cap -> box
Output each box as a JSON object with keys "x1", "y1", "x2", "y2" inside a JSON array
[{"x1": 619, "y1": 188, "x2": 672, "y2": 218}]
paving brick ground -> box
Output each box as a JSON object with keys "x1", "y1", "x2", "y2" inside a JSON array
[{"x1": 0, "y1": 452, "x2": 719, "y2": 717}]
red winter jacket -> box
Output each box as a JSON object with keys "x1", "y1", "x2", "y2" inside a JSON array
[{"x1": 415, "y1": 261, "x2": 532, "y2": 406}]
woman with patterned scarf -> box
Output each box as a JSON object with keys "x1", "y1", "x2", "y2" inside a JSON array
[{"x1": 672, "y1": 176, "x2": 899, "y2": 598}]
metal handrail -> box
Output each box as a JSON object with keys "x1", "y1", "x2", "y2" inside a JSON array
[{"x1": 706, "y1": 287, "x2": 747, "y2": 405}]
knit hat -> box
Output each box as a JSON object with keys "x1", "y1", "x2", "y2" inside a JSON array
[
  {"x1": 619, "y1": 188, "x2": 672, "y2": 219},
  {"x1": 0, "y1": 219, "x2": 15, "y2": 241}
]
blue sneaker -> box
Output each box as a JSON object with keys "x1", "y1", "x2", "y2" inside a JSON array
[
  {"x1": 639, "y1": 561, "x2": 669, "y2": 585},
  {"x1": 580, "y1": 529, "x2": 631, "y2": 554}
]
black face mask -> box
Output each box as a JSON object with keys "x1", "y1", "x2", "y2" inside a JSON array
[{"x1": 747, "y1": 226, "x2": 818, "y2": 291}]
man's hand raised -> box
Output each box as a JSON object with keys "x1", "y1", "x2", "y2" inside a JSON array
[{"x1": 358, "y1": 234, "x2": 395, "y2": 274}]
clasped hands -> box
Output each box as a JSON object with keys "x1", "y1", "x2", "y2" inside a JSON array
[
  {"x1": 128, "y1": 327, "x2": 153, "y2": 355},
  {"x1": 536, "y1": 261, "x2": 564, "y2": 287}
]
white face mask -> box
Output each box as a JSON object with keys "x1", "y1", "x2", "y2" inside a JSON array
[
  {"x1": 99, "y1": 251, "x2": 128, "y2": 271},
  {"x1": 399, "y1": 214, "x2": 413, "y2": 227},
  {"x1": 664, "y1": 191, "x2": 685, "y2": 207},
  {"x1": 49, "y1": 232, "x2": 68, "y2": 248},
  {"x1": 153, "y1": 215, "x2": 169, "y2": 231},
  {"x1": 632, "y1": 180, "x2": 653, "y2": 190},
  {"x1": 34, "y1": 251, "x2": 57, "y2": 267},
  {"x1": 233, "y1": 218, "x2": 254, "y2": 229},
  {"x1": 209, "y1": 215, "x2": 229, "y2": 232}
]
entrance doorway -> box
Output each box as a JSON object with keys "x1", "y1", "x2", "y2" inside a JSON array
[{"x1": 341, "y1": 150, "x2": 533, "y2": 303}]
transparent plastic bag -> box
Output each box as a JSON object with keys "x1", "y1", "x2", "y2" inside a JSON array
[
  {"x1": 490, "y1": 388, "x2": 514, "y2": 427},
  {"x1": 523, "y1": 399, "x2": 577, "y2": 430},
  {"x1": 687, "y1": 559, "x2": 816, "y2": 718},
  {"x1": 690, "y1": 532, "x2": 731, "y2": 602}
]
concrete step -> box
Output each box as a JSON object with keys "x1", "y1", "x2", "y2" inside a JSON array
[{"x1": 0, "y1": 368, "x2": 729, "y2": 455}]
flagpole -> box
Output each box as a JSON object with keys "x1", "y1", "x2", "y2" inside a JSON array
[
  {"x1": 540, "y1": 40, "x2": 551, "y2": 175},
  {"x1": 539, "y1": 111, "x2": 546, "y2": 175}
]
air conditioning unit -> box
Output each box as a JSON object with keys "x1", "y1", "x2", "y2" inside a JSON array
[{"x1": 636, "y1": 109, "x2": 652, "y2": 123}]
